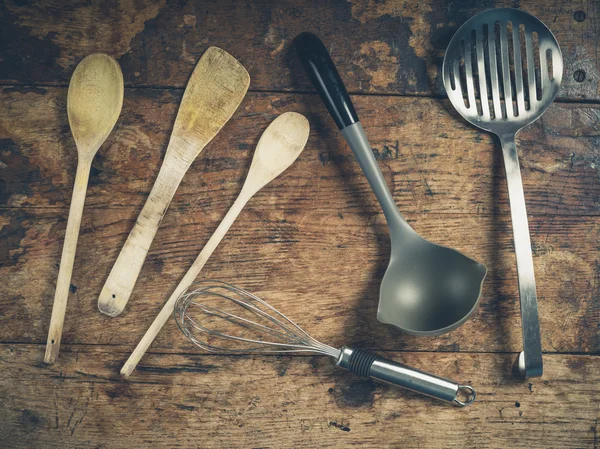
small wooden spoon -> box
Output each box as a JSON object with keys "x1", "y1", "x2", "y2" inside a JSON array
[
  {"x1": 45, "y1": 54, "x2": 124, "y2": 363},
  {"x1": 121, "y1": 112, "x2": 310, "y2": 377},
  {"x1": 97, "y1": 47, "x2": 250, "y2": 317}
]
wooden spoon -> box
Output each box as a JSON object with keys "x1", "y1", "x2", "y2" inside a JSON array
[
  {"x1": 45, "y1": 54, "x2": 124, "y2": 364},
  {"x1": 97, "y1": 47, "x2": 250, "y2": 317},
  {"x1": 121, "y1": 112, "x2": 310, "y2": 377}
]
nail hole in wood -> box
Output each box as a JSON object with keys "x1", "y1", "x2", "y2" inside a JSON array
[{"x1": 574, "y1": 70, "x2": 586, "y2": 82}]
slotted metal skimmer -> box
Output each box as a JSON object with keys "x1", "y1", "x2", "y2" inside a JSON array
[{"x1": 442, "y1": 8, "x2": 563, "y2": 378}]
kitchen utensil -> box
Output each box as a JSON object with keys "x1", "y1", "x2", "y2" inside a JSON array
[
  {"x1": 442, "y1": 8, "x2": 562, "y2": 378},
  {"x1": 174, "y1": 281, "x2": 477, "y2": 406},
  {"x1": 98, "y1": 47, "x2": 250, "y2": 317},
  {"x1": 45, "y1": 54, "x2": 124, "y2": 363},
  {"x1": 120, "y1": 112, "x2": 310, "y2": 377},
  {"x1": 295, "y1": 32, "x2": 487, "y2": 335}
]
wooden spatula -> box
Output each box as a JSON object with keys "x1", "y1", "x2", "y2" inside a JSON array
[
  {"x1": 45, "y1": 54, "x2": 124, "y2": 363},
  {"x1": 97, "y1": 47, "x2": 250, "y2": 317},
  {"x1": 120, "y1": 112, "x2": 310, "y2": 377}
]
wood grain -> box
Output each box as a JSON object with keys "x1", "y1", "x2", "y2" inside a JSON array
[
  {"x1": 1, "y1": 206, "x2": 598, "y2": 355},
  {"x1": 1, "y1": 88, "x2": 599, "y2": 216},
  {"x1": 1, "y1": 344, "x2": 598, "y2": 448},
  {"x1": 1, "y1": 0, "x2": 599, "y2": 447},
  {"x1": 1, "y1": 1, "x2": 598, "y2": 102}
]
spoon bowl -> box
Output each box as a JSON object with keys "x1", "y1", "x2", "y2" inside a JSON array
[{"x1": 68, "y1": 54, "x2": 125, "y2": 159}]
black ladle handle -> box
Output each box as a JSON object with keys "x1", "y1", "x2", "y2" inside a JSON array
[
  {"x1": 295, "y1": 32, "x2": 358, "y2": 130},
  {"x1": 295, "y1": 32, "x2": 412, "y2": 237}
]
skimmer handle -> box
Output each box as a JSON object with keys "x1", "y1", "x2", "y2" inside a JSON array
[
  {"x1": 336, "y1": 347, "x2": 476, "y2": 406},
  {"x1": 500, "y1": 134, "x2": 543, "y2": 378}
]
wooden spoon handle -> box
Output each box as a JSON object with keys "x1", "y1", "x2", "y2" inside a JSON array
[
  {"x1": 45, "y1": 162, "x2": 91, "y2": 364},
  {"x1": 120, "y1": 192, "x2": 251, "y2": 377},
  {"x1": 98, "y1": 159, "x2": 189, "y2": 317}
]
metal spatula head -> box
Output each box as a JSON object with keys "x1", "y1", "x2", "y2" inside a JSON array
[{"x1": 442, "y1": 8, "x2": 562, "y2": 134}]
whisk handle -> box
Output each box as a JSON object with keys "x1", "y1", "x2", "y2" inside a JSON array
[{"x1": 336, "y1": 347, "x2": 475, "y2": 406}]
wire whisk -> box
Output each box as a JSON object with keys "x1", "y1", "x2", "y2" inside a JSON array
[
  {"x1": 175, "y1": 281, "x2": 340, "y2": 358},
  {"x1": 174, "y1": 281, "x2": 475, "y2": 406}
]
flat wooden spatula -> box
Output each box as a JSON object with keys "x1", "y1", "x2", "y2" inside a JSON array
[{"x1": 98, "y1": 47, "x2": 250, "y2": 317}]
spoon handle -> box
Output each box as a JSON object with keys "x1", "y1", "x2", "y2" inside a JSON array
[
  {"x1": 121, "y1": 192, "x2": 251, "y2": 377},
  {"x1": 45, "y1": 162, "x2": 91, "y2": 363},
  {"x1": 295, "y1": 32, "x2": 410, "y2": 236},
  {"x1": 336, "y1": 347, "x2": 476, "y2": 406},
  {"x1": 500, "y1": 134, "x2": 543, "y2": 378},
  {"x1": 97, "y1": 158, "x2": 189, "y2": 317}
]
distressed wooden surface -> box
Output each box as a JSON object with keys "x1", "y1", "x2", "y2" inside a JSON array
[
  {"x1": 1, "y1": 0, "x2": 599, "y2": 447},
  {"x1": 2, "y1": 205, "x2": 599, "y2": 354},
  {"x1": 1, "y1": 345, "x2": 599, "y2": 448},
  {"x1": 1, "y1": 0, "x2": 599, "y2": 100},
  {"x1": 2, "y1": 88, "x2": 600, "y2": 216}
]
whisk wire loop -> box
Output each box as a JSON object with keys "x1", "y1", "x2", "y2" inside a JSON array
[{"x1": 174, "y1": 281, "x2": 340, "y2": 358}]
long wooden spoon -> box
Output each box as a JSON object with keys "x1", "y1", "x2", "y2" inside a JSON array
[
  {"x1": 45, "y1": 54, "x2": 124, "y2": 363},
  {"x1": 97, "y1": 47, "x2": 250, "y2": 317},
  {"x1": 121, "y1": 112, "x2": 310, "y2": 377}
]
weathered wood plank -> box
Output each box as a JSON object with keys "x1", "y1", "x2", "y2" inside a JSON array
[
  {"x1": 2, "y1": 88, "x2": 599, "y2": 216},
  {"x1": 1, "y1": 345, "x2": 598, "y2": 448},
  {"x1": 2, "y1": 2, "x2": 598, "y2": 447},
  {"x1": 0, "y1": 0, "x2": 598, "y2": 101},
  {"x1": 1, "y1": 204, "x2": 598, "y2": 354}
]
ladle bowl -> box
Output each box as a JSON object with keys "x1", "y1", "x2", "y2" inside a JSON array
[{"x1": 380, "y1": 231, "x2": 486, "y2": 335}]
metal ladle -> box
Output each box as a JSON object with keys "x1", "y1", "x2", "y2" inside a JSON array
[
  {"x1": 442, "y1": 8, "x2": 563, "y2": 378},
  {"x1": 296, "y1": 33, "x2": 487, "y2": 335}
]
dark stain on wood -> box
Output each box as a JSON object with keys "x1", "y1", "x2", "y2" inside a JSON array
[
  {"x1": 331, "y1": 379, "x2": 377, "y2": 408},
  {"x1": 19, "y1": 409, "x2": 44, "y2": 431},
  {"x1": 105, "y1": 383, "x2": 134, "y2": 400},
  {"x1": 175, "y1": 404, "x2": 195, "y2": 412},
  {"x1": 275, "y1": 356, "x2": 291, "y2": 377},
  {"x1": 136, "y1": 364, "x2": 216, "y2": 374},
  {"x1": 0, "y1": 138, "x2": 39, "y2": 205},
  {"x1": 329, "y1": 420, "x2": 351, "y2": 432},
  {"x1": 0, "y1": 212, "x2": 27, "y2": 268},
  {"x1": 0, "y1": 4, "x2": 63, "y2": 84},
  {"x1": 567, "y1": 358, "x2": 585, "y2": 370},
  {"x1": 116, "y1": 9, "x2": 168, "y2": 86}
]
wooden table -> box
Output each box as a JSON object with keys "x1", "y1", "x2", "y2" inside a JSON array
[{"x1": 1, "y1": 1, "x2": 599, "y2": 447}]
